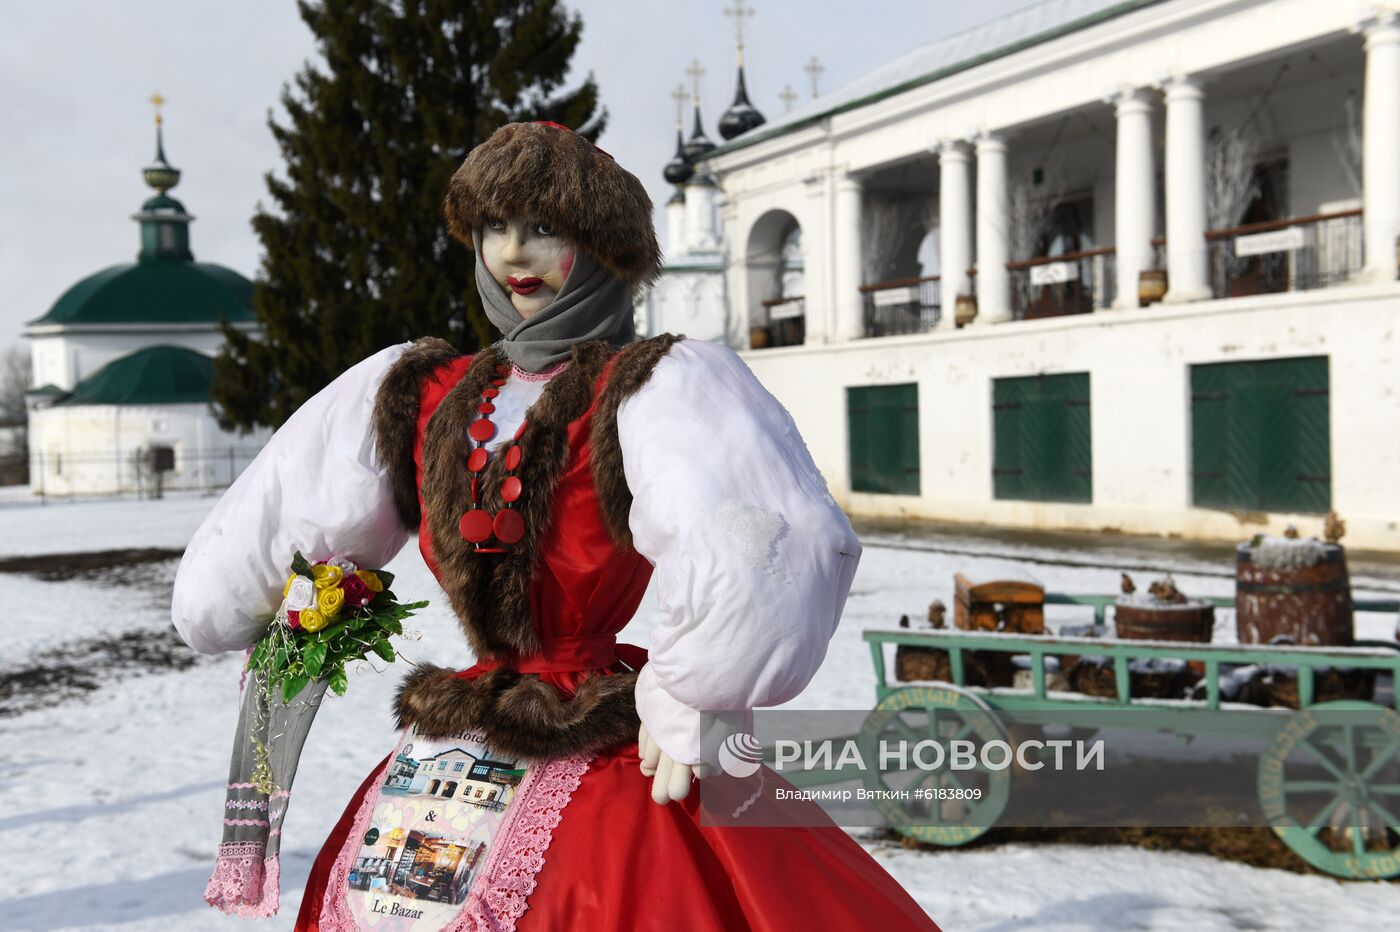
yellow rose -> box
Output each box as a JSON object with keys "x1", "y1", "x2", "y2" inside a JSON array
[
  {"x1": 300, "y1": 608, "x2": 327, "y2": 632},
  {"x1": 283, "y1": 573, "x2": 300, "y2": 597},
  {"x1": 317, "y1": 586, "x2": 345, "y2": 619},
  {"x1": 356, "y1": 570, "x2": 384, "y2": 593},
  {"x1": 311, "y1": 563, "x2": 344, "y2": 589}
]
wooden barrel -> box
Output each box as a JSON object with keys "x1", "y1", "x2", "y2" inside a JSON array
[
  {"x1": 1113, "y1": 598, "x2": 1215, "y2": 643},
  {"x1": 1236, "y1": 542, "x2": 1353, "y2": 646}
]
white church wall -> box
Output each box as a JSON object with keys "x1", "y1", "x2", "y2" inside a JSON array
[
  {"x1": 28, "y1": 327, "x2": 236, "y2": 392},
  {"x1": 741, "y1": 284, "x2": 1400, "y2": 551},
  {"x1": 29, "y1": 403, "x2": 268, "y2": 497}
]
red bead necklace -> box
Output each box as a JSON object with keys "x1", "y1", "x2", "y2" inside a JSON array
[{"x1": 458, "y1": 361, "x2": 527, "y2": 553}]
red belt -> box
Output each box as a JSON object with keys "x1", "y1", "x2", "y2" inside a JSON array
[{"x1": 457, "y1": 632, "x2": 632, "y2": 676}]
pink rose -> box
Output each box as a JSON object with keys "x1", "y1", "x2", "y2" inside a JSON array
[{"x1": 340, "y1": 573, "x2": 373, "y2": 608}]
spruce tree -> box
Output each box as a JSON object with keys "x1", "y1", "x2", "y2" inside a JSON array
[{"x1": 213, "y1": 0, "x2": 604, "y2": 430}]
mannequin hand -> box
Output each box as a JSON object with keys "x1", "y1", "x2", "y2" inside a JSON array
[{"x1": 638, "y1": 724, "x2": 713, "y2": 804}]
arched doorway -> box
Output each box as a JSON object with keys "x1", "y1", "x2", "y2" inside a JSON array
[{"x1": 745, "y1": 209, "x2": 804, "y2": 349}]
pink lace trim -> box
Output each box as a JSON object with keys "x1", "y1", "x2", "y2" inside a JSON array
[
  {"x1": 510, "y1": 360, "x2": 569, "y2": 382},
  {"x1": 204, "y1": 842, "x2": 280, "y2": 918},
  {"x1": 318, "y1": 753, "x2": 591, "y2": 931}
]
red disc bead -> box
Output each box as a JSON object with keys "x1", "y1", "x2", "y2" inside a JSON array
[
  {"x1": 470, "y1": 476, "x2": 480, "y2": 501},
  {"x1": 504, "y1": 446, "x2": 522, "y2": 470},
  {"x1": 467, "y1": 448, "x2": 489, "y2": 472},
  {"x1": 459, "y1": 509, "x2": 493, "y2": 543},
  {"x1": 477, "y1": 402, "x2": 496, "y2": 415},
  {"x1": 501, "y1": 475, "x2": 523, "y2": 503},
  {"x1": 514, "y1": 420, "x2": 529, "y2": 441},
  {"x1": 491, "y1": 379, "x2": 507, "y2": 388},
  {"x1": 468, "y1": 419, "x2": 496, "y2": 443},
  {"x1": 482, "y1": 387, "x2": 500, "y2": 399},
  {"x1": 493, "y1": 508, "x2": 525, "y2": 544}
]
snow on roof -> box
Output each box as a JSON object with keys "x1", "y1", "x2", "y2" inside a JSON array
[{"x1": 713, "y1": 0, "x2": 1164, "y2": 156}]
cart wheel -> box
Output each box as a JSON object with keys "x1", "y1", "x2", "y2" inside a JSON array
[
  {"x1": 858, "y1": 685, "x2": 1010, "y2": 847},
  {"x1": 1258, "y1": 700, "x2": 1400, "y2": 879}
]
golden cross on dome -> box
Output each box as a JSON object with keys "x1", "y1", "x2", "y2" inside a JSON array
[
  {"x1": 724, "y1": 2, "x2": 756, "y2": 64},
  {"x1": 804, "y1": 56, "x2": 825, "y2": 98},
  {"x1": 671, "y1": 83, "x2": 688, "y2": 128},
  {"x1": 779, "y1": 84, "x2": 798, "y2": 113},
  {"x1": 686, "y1": 58, "x2": 706, "y2": 104},
  {"x1": 150, "y1": 91, "x2": 166, "y2": 125}
]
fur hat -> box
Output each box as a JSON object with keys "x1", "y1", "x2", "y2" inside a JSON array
[{"x1": 443, "y1": 122, "x2": 662, "y2": 286}]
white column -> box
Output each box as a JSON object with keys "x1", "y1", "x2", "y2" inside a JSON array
[
  {"x1": 684, "y1": 179, "x2": 719, "y2": 252},
  {"x1": 974, "y1": 133, "x2": 1011, "y2": 324},
  {"x1": 832, "y1": 174, "x2": 865, "y2": 341},
  {"x1": 1361, "y1": 10, "x2": 1400, "y2": 280},
  {"x1": 666, "y1": 194, "x2": 687, "y2": 258},
  {"x1": 938, "y1": 140, "x2": 973, "y2": 328},
  {"x1": 1162, "y1": 76, "x2": 1211, "y2": 303},
  {"x1": 1110, "y1": 87, "x2": 1156, "y2": 309}
]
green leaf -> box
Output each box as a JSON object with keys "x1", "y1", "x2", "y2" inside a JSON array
[
  {"x1": 291, "y1": 552, "x2": 314, "y2": 578},
  {"x1": 303, "y1": 641, "x2": 328, "y2": 678},
  {"x1": 328, "y1": 664, "x2": 348, "y2": 697},
  {"x1": 376, "y1": 571, "x2": 395, "y2": 590},
  {"x1": 282, "y1": 674, "x2": 310, "y2": 703},
  {"x1": 273, "y1": 645, "x2": 289, "y2": 671},
  {"x1": 372, "y1": 639, "x2": 396, "y2": 663}
]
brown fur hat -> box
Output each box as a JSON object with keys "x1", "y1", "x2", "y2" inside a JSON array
[{"x1": 443, "y1": 122, "x2": 662, "y2": 286}]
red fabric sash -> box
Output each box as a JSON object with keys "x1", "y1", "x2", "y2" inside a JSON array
[{"x1": 457, "y1": 636, "x2": 648, "y2": 676}]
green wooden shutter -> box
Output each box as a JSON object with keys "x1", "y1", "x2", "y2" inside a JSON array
[
  {"x1": 847, "y1": 384, "x2": 920, "y2": 495},
  {"x1": 1190, "y1": 363, "x2": 1234, "y2": 509},
  {"x1": 994, "y1": 373, "x2": 1091, "y2": 503},
  {"x1": 993, "y1": 378, "x2": 1027, "y2": 500},
  {"x1": 1190, "y1": 356, "x2": 1330, "y2": 514},
  {"x1": 1260, "y1": 356, "x2": 1330, "y2": 513}
]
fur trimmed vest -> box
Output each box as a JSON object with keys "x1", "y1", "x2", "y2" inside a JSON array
[{"x1": 372, "y1": 333, "x2": 682, "y2": 760}]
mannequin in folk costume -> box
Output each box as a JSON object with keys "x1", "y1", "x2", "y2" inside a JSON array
[{"x1": 173, "y1": 121, "x2": 938, "y2": 931}]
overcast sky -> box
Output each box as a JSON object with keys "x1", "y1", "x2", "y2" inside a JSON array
[{"x1": 1, "y1": 0, "x2": 1034, "y2": 354}]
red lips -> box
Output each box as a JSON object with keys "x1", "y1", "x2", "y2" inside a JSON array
[{"x1": 507, "y1": 276, "x2": 544, "y2": 296}]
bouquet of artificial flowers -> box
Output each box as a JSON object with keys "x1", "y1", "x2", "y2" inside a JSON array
[{"x1": 248, "y1": 552, "x2": 427, "y2": 703}]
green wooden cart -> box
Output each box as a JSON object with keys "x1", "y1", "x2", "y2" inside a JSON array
[{"x1": 851, "y1": 593, "x2": 1400, "y2": 880}]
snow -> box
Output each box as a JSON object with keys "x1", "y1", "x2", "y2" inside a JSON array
[
  {"x1": 1242, "y1": 536, "x2": 1331, "y2": 571},
  {"x1": 2, "y1": 496, "x2": 1399, "y2": 931}
]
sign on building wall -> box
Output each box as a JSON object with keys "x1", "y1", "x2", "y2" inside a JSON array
[
  {"x1": 1233, "y1": 227, "x2": 1305, "y2": 257},
  {"x1": 871, "y1": 286, "x2": 918, "y2": 307},
  {"x1": 1029, "y1": 261, "x2": 1079, "y2": 286}
]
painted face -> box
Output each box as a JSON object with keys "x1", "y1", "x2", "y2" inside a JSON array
[{"x1": 480, "y1": 217, "x2": 576, "y2": 318}]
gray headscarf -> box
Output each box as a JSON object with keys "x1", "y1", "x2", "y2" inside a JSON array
[{"x1": 472, "y1": 229, "x2": 636, "y2": 372}]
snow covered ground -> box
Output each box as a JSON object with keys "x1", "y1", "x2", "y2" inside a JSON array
[{"x1": 1, "y1": 495, "x2": 1397, "y2": 930}]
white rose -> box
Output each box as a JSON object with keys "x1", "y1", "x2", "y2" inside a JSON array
[
  {"x1": 285, "y1": 575, "x2": 316, "y2": 611},
  {"x1": 328, "y1": 556, "x2": 359, "y2": 574}
]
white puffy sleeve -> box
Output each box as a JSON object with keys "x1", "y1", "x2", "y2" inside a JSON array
[
  {"x1": 172, "y1": 344, "x2": 415, "y2": 654},
  {"x1": 620, "y1": 340, "x2": 862, "y2": 765}
]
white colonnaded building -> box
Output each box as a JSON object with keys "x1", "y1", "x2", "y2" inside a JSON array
[
  {"x1": 647, "y1": 0, "x2": 1400, "y2": 552},
  {"x1": 23, "y1": 115, "x2": 268, "y2": 496}
]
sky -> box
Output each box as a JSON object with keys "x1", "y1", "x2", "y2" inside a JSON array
[{"x1": 0, "y1": 0, "x2": 1035, "y2": 356}]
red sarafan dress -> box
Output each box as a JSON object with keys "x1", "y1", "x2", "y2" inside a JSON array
[{"x1": 175, "y1": 334, "x2": 938, "y2": 931}]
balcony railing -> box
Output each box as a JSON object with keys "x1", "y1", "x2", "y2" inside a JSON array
[
  {"x1": 752, "y1": 295, "x2": 806, "y2": 349},
  {"x1": 1206, "y1": 209, "x2": 1364, "y2": 299},
  {"x1": 1007, "y1": 248, "x2": 1117, "y2": 320},
  {"x1": 859, "y1": 274, "x2": 941, "y2": 337}
]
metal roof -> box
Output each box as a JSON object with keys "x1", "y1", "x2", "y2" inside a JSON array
[
  {"x1": 709, "y1": 0, "x2": 1165, "y2": 157},
  {"x1": 29, "y1": 259, "x2": 254, "y2": 327},
  {"x1": 54, "y1": 345, "x2": 214, "y2": 407}
]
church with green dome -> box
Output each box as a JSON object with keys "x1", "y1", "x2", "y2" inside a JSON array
[{"x1": 23, "y1": 105, "x2": 268, "y2": 496}]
